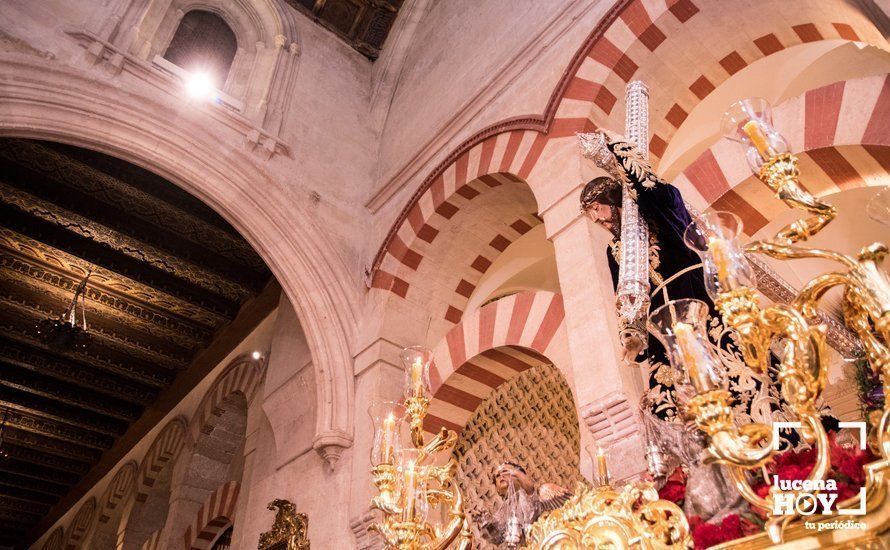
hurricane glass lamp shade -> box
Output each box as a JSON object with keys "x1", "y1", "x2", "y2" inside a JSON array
[
  {"x1": 368, "y1": 401, "x2": 406, "y2": 466},
  {"x1": 683, "y1": 211, "x2": 756, "y2": 300},
  {"x1": 867, "y1": 186, "x2": 890, "y2": 226},
  {"x1": 648, "y1": 299, "x2": 727, "y2": 396},
  {"x1": 721, "y1": 98, "x2": 789, "y2": 173},
  {"x1": 585, "y1": 441, "x2": 612, "y2": 487},
  {"x1": 400, "y1": 346, "x2": 433, "y2": 399}
]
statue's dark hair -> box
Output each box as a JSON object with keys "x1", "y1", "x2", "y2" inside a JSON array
[{"x1": 580, "y1": 176, "x2": 621, "y2": 210}]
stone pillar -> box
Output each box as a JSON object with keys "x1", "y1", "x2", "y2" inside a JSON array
[
  {"x1": 542, "y1": 180, "x2": 648, "y2": 481},
  {"x1": 347, "y1": 339, "x2": 408, "y2": 549}
]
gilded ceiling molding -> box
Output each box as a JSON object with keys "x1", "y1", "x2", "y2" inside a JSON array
[
  {"x1": 2, "y1": 424, "x2": 100, "y2": 464},
  {"x1": 3, "y1": 410, "x2": 112, "y2": 451},
  {"x1": 0, "y1": 181, "x2": 252, "y2": 303},
  {"x1": 0, "y1": 139, "x2": 265, "y2": 270},
  {"x1": 0, "y1": 362, "x2": 140, "y2": 422},
  {"x1": 0, "y1": 53, "x2": 357, "y2": 461},
  {"x1": 0, "y1": 259, "x2": 208, "y2": 349},
  {"x1": 0, "y1": 226, "x2": 229, "y2": 326},
  {"x1": 0, "y1": 444, "x2": 90, "y2": 475},
  {"x1": 0, "y1": 296, "x2": 186, "y2": 371},
  {"x1": 0, "y1": 324, "x2": 171, "y2": 390}
]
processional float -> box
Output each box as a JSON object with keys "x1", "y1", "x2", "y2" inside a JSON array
[{"x1": 367, "y1": 78, "x2": 890, "y2": 548}]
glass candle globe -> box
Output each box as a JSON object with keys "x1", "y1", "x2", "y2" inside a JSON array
[
  {"x1": 648, "y1": 299, "x2": 727, "y2": 396},
  {"x1": 866, "y1": 186, "x2": 890, "y2": 226},
  {"x1": 585, "y1": 440, "x2": 612, "y2": 487},
  {"x1": 368, "y1": 401, "x2": 406, "y2": 466},
  {"x1": 683, "y1": 211, "x2": 756, "y2": 300},
  {"x1": 396, "y1": 448, "x2": 428, "y2": 523},
  {"x1": 401, "y1": 346, "x2": 433, "y2": 400},
  {"x1": 721, "y1": 98, "x2": 789, "y2": 173}
]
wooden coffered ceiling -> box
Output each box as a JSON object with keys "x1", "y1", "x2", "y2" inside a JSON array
[
  {"x1": 284, "y1": 0, "x2": 403, "y2": 60},
  {"x1": 0, "y1": 138, "x2": 277, "y2": 546}
]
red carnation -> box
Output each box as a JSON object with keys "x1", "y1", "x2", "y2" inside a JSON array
[
  {"x1": 658, "y1": 479, "x2": 686, "y2": 504},
  {"x1": 691, "y1": 514, "x2": 746, "y2": 549}
]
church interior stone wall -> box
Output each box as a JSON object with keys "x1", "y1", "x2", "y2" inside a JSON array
[{"x1": 0, "y1": 0, "x2": 886, "y2": 548}]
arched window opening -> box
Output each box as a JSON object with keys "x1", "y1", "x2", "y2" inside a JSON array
[
  {"x1": 164, "y1": 10, "x2": 237, "y2": 89},
  {"x1": 212, "y1": 525, "x2": 234, "y2": 549}
]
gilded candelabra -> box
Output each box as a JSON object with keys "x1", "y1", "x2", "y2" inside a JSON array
[
  {"x1": 527, "y1": 444, "x2": 691, "y2": 549},
  {"x1": 648, "y1": 97, "x2": 890, "y2": 545},
  {"x1": 368, "y1": 346, "x2": 473, "y2": 550}
]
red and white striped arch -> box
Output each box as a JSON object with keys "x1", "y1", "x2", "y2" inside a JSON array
[
  {"x1": 371, "y1": 131, "x2": 554, "y2": 299},
  {"x1": 181, "y1": 481, "x2": 240, "y2": 550},
  {"x1": 62, "y1": 497, "x2": 95, "y2": 550},
  {"x1": 644, "y1": 18, "x2": 881, "y2": 161},
  {"x1": 425, "y1": 290, "x2": 568, "y2": 434},
  {"x1": 372, "y1": 0, "x2": 885, "y2": 298},
  {"x1": 95, "y1": 461, "x2": 137, "y2": 525},
  {"x1": 189, "y1": 353, "x2": 265, "y2": 441},
  {"x1": 674, "y1": 74, "x2": 890, "y2": 234},
  {"x1": 134, "y1": 417, "x2": 187, "y2": 503},
  {"x1": 41, "y1": 527, "x2": 64, "y2": 550}
]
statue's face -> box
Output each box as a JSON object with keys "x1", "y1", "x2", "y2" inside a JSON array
[
  {"x1": 585, "y1": 203, "x2": 615, "y2": 231},
  {"x1": 494, "y1": 464, "x2": 524, "y2": 496}
]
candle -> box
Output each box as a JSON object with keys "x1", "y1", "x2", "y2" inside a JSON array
[
  {"x1": 403, "y1": 460, "x2": 417, "y2": 521},
  {"x1": 708, "y1": 236, "x2": 734, "y2": 288},
  {"x1": 742, "y1": 120, "x2": 775, "y2": 160},
  {"x1": 596, "y1": 445, "x2": 610, "y2": 486},
  {"x1": 410, "y1": 358, "x2": 423, "y2": 397},
  {"x1": 381, "y1": 413, "x2": 395, "y2": 464},
  {"x1": 674, "y1": 322, "x2": 716, "y2": 391}
]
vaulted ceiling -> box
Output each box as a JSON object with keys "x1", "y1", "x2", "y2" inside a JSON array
[
  {"x1": 284, "y1": 0, "x2": 403, "y2": 59},
  {"x1": 0, "y1": 138, "x2": 276, "y2": 546}
]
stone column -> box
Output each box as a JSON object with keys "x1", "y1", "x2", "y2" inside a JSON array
[{"x1": 541, "y1": 177, "x2": 648, "y2": 481}]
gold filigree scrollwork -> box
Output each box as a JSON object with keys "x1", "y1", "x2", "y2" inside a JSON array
[
  {"x1": 526, "y1": 482, "x2": 690, "y2": 549},
  {"x1": 258, "y1": 499, "x2": 310, "y2": 550}
]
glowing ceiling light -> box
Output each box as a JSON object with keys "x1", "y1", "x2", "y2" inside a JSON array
[
  {"x1": 185, "y1": 71, "x2": 216, "y2": 100},
  {"x1": 251, "y1": 351, "x2": 262, "y2": 361}
]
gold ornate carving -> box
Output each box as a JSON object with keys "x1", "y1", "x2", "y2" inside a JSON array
[
  {"x1": 0, "y1": 139, "x2": 265, "y2": 271},
  {"x1": 0, "y1": 180, "x2": 251, "y2": 302},
  {"x1": 0, "y1": 226, "x2": 227, "y2": 326},
  {"x1": 258, "y1": 499, "x2": 310, "y2": 550},
  {"x1": 526, "y1": 482, "x2": 690, "y2": 549},
  {"x1": 671, "y1": 103, "x2": 890, "y2": 546}
]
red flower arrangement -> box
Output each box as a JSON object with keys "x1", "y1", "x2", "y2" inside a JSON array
[
  {"x1": 657, "y1": 468, "x2": 687, "y2": 504},
  {"x1": 687, "y1": 513, "x2": 760, "y2": 549},
  {"x1": 655, "y1": 433, "x2": 876, "y2": 548}
]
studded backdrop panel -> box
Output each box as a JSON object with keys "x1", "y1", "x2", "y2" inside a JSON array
[{"x1": 453, "y1": 362, "x2": 582, "y2": 547}]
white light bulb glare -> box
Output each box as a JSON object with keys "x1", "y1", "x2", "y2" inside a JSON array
[{"x1": 186, "y1": 72, "x2": 215, "y2": 100}]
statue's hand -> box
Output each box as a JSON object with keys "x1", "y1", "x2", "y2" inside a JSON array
[{"x1": 621, "y1": 332, "x2": 645, "y2": 363}]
